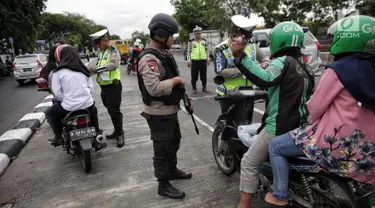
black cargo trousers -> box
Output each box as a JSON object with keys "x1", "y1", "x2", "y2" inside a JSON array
[
  {"x1": 100, "y1": 79, "x2": 124, "y2": 136},
  {"x1": 141, "y1": 112, "x2": 181, "y2": 181}
]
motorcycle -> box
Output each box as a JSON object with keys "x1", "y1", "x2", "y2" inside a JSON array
[
  {"x1": 126, "y1": 58, "x2": 137, "y2": 75},
  {"x1": 212, "y1": 76, "x2": 375, "y2": 208},
  {"x1": 47, "y1": 66, "x2": 107, "y2": 173},
  {"x1": 54, "y1": 109, "x2": 105, "y2": 173}
]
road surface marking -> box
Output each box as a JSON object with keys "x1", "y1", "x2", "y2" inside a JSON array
[
  {"x1": 180, "y1": 104, "x2": 264, "y2": 133},
  {"x1": 190, "y1": 95, "x2": 216, "y2": 100},
  {"x1": 19, "y1": 112, "x2": 46, "y2": 123},
  {"x1": 45, "y1": 94, "x2": 54, "y2": 99},
  {"x1": 34, "y1": 102, "x2": 52, "y2": 108},
  {"x1": 0, "y1": 128, "x2": 32, "y2": 142}
]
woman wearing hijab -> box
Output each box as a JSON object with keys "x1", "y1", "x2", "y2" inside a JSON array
[
  {"x1": 46, "y1": 44, "x2": 106, "y2": 151},
  {"x1": 43, "y1": 46, "x2": 58, "y2": 82},
  {"x1": 264, "y1": 15, "x2": 375, "y2": 206}
]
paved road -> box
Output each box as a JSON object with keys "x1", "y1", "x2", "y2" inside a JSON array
[
  {"x1": 0, "y1": 77, "x2": 48, "y2": 136},
  {"x1": 0, "y1": 65, "x2": 267, "y2": 208}
]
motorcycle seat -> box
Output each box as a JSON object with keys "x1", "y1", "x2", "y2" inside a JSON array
[
  {"x1": 63, "y1": 109, "x2": 90, "y2": 122},
  {"x1": 287, "y1": 156, "x2": 316, "y2": 165}
]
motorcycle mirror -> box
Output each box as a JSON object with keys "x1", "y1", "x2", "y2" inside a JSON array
[{"x1": 214, "y1": 76, "x2": 225, "y2": 85}]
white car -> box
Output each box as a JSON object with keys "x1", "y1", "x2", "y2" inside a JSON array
[
  {"x1": 253, "y1": 27, "x2": 322, "y2": 76},
  {"x1": 13, "y1": 54, "x2": 47, "y2": 85},
  {"x1": 172, "y1": 44, "x2": 181, "y2": 49}
]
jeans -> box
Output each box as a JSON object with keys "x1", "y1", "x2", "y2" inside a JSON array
[{"x1": 268, "y1": 133, "x2": 305, "y2": 200}]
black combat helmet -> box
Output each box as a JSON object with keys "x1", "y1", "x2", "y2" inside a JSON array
[{"x1": 148, "y1": 13, "x2": 179, "y2": 37}]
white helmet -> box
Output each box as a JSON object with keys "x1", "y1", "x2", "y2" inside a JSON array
[
  {"x1": 89, "y1": 29, "x2": 109, "y2": 41},
  {"x1": 134, "y1": 42, "x2": 139, "y2": 47},
  {"x1": 193, "y1": 25, "x2": 202, "y2": 33},
  {"x1": 231, "y1": 15, "x2": 257, "y2": 32}
]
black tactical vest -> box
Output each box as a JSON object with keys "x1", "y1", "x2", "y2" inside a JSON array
[{"x1": 137, "y1": 48, "x2": 183, "y2": 106}]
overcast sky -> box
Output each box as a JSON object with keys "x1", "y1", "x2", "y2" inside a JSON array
[
  {"x1": 45, "y1": 0, "x2": 175, "y2": 39},
  {"x1": 46, "y1": 0, "x2": 265, "y2": 40}
]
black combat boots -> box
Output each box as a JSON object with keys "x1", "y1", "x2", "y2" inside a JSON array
[
  {"x1": 168, "y1": 169, "x2": 192, "y2": 180},
  {"x1": 158, "y1": 180, "x2": 185, "y2": 199}
]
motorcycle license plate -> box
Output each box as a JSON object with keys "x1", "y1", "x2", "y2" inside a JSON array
[
  {"x1": 69, "y1": 127, "x2": 96, "y2": 141},
  {"x1": 23, "y1": 68, "x2": 32, "y2": 72}
]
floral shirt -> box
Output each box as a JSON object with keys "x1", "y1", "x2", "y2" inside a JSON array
[{"x1": 290, "y1": 69, "x2": 375, "y2": 184}]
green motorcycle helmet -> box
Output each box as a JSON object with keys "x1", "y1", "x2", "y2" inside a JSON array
[
  {"x1": 269, "y1": 21, "x2": 304, "y2": 56},
  {"x1": 328, "y1": 15, "x2": 375, "y2": 55}
]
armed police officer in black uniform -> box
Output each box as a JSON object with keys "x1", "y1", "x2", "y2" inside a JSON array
[{"x1": 137, "y1": 13, "x2": 192, "y2": 199}]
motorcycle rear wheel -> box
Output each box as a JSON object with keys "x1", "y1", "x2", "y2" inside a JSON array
[
  {"x1": 78, "y1": 145, "x2": 92, "y2": 173},
  {"x1": 290, "y1": 175, "x2": 360, "y2": 208},
  {"x1": 127, "y1": 65, "x2": 132, "y2": 75},
  {"x1": 212, "y1": 126, "x2": 236, "y2": 176}
]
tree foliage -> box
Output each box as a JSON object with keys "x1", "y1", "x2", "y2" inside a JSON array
[
  {"x1": 110, "y1": 34, "x2": 121, "y2": 40},
  {"x1": 171, "y1": 0, "x2": 229, "y2": 43},
  {"x1": 0, "y1": 0, "x2": 47, "y2": 54},
  {"x1": 38, "y1": 12, "x2": 106, "y2": 51},
  {"x1": 130, "y1": 31, "x2": 150, "y2": 45},
  {"x1": 172, "y1": 0, "x2": 357, "y2": 40}
]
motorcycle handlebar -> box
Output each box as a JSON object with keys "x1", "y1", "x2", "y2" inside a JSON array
[{"x1": 215, "y1": 90, "x2": 267, "y2": 101}]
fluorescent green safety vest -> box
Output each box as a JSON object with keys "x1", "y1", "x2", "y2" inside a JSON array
[
  {"x1": 96, "y1": 46, "x2": 121, "y2": 85},
  {"x1": 214, "y1": 39, "x2": 257, "y2": 96},
  {"x1": 190, "y1": 39, "x2": 207, "y2": 60}
]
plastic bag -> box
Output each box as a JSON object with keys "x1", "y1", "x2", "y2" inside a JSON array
[{"x1": 238, "y1": 123, "x2": 262, "y2": 148}]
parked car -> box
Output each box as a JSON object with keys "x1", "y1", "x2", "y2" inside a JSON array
[
  {"x1": 172, "y1": 44, "x2": 181, "y2": 49},
  {"x1": 13, "y1": 54, "x2": 47, "y2": 85},
  {"x1": 253, "y1": 27, "x2": 323, "y2": 76}
]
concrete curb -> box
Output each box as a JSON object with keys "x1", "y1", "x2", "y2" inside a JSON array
[{"x1": 0, "y1": 94, "x2": 52, "y2": 177}]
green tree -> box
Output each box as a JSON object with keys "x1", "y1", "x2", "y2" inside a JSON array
[
  {"x1": 0, "y1": 0, "x2": 47, "y2": 54},
  {"x1": 110, "y1": 34, "x2": 121, "y2": 40},
  {"x1": 38, "y1": 12, "x2": 106, "y2": 51},
  {"x1": 130, "y1": 31, "x2": 150, "y2": 45},
  {"x1": 171, "y1": 0, "x2": 229, "y2": 43}
]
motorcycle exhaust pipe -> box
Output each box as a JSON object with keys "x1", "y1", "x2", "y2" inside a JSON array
[{"x1": 96, "y1": 134, "x2": 106, "y2": 144}]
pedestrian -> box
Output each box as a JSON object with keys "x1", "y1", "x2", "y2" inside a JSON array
[
  {"x1": 137, "y1": 13, "x2": 192, "y2": 199},
  {"x1": 88, "y1": 29, "x2": 125, "y2": 148},
  {"x1": 214, "y1": 15, "x2": 270, "y2": 115},
  {"x1": 187, "y1": 25, "x2": 209, "y2": 94},
  {"x1": 5, "y1": 55, "x2": 12, "y2": 75}
]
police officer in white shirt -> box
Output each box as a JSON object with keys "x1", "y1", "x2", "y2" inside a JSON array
[{"x1": 47, "y1": 45, "x2": 106, "y2": 151}]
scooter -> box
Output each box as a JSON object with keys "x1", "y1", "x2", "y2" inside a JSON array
[
  {"x1": 212, "y1": 76, "x2": 375, "y2": 208},
  {"x1": 126, "y1": 58, "x2": 137, "y2": 75}
]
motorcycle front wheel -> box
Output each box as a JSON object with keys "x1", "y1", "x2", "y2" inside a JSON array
[
  {"x1": 127, "y1": 65, "x2": 132, "y2": 75},
  {"x1": 212, "y1": 126, "x2": 236, "y2": 176}
]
